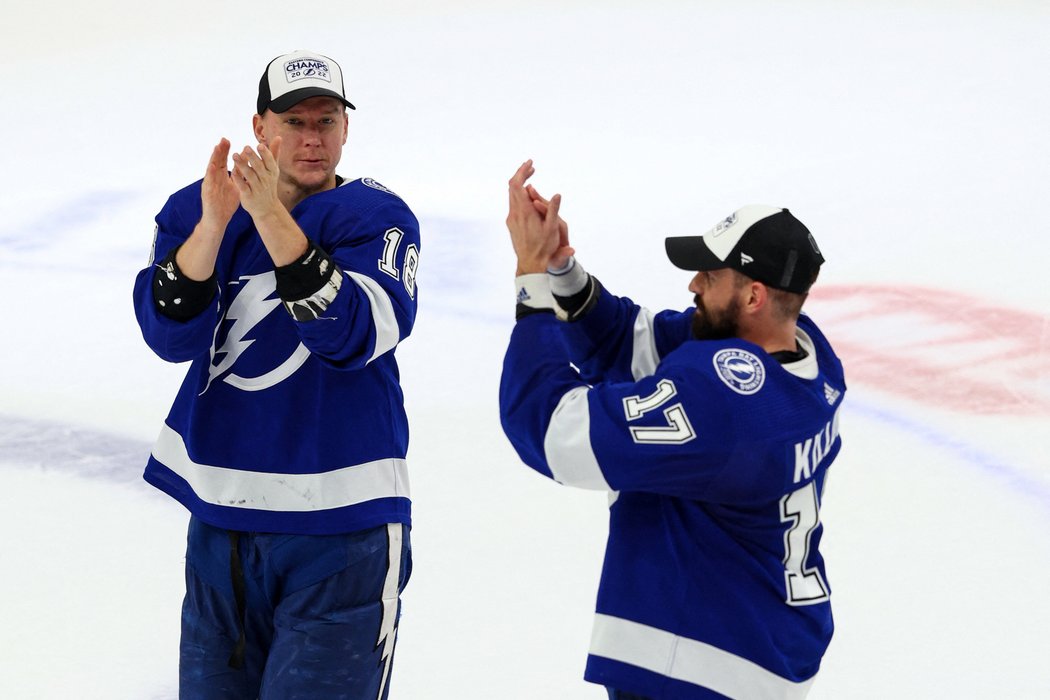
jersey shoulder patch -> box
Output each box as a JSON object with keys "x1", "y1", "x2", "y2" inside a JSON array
[
  {"x1": 320, "y1": 177, "x2": 414, "y2": 223},
  {"x1": 660, "y1": 340, "x2": 769, "y2": 397},
  {"x1": 357, "y1": 177, "x2": 401, "y2": 199},
  {"x1": 711, "y1": 348, "x2": 767, "y2": 395}
]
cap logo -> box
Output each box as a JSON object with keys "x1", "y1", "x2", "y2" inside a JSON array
[
  {"x1": 740, "y1": 252, "x2": 754, "y2": 265},
  {"x1": 711, "y1": 213, "x2": 737, "y2": 237},
  {"x1": 284, "y1": 58, "x2": 332, "y2": 84},
  {"x1": 713, "y1": 349, "x2": 766, "y2": 395}
]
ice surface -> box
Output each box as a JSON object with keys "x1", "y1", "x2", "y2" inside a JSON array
[{"x1": 2, "y1": 1, "x2": 1048, "y2": 697}]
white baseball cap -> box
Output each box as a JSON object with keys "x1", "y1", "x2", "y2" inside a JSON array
[{"x1": 257, "y1": 50, "x2": 355, "y2": 114}]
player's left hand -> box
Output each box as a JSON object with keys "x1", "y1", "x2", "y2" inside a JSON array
[
  {"x1": 526, "y1": 183, "x2": 573, "y2": 270},
  {"x1": 231, "y1": 137, "x2": 284, "y2": 220}
]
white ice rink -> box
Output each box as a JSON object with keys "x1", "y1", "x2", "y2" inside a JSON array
[{"x1": 2, "y1": 1, "x2": 1049, "y2": 697}]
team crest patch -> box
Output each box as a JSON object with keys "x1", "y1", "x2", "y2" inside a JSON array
[
  {"x1": 362, "y1": 178, "x2": 399, "y2": 197},
  {"x1": 284, "y1": 58, "x2": 332, "y2": 84},
  {"x1": 713, "y1": 349, "x2": 766, "y2": 395}
]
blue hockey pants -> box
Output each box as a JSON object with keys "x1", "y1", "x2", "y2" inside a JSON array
[
  {"x1": 179, "y1": 517, "x2": 411, "y2": 700},
  {"x1": 608, "y1": 690, "x2": 655, "y2": 700}
]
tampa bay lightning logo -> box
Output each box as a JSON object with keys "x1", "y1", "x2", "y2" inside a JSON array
[
  {"x1": 713, "y1": 349, "x2": 766, "y2": 395},
  {"x1": 362, "y1": 178, "x2": 399, "y2": 197},
  {"x1": 203, "y1": 273, "x2": 310, "y2": 394}
]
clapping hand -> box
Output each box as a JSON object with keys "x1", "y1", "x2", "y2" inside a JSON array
[
  {"x1": 525, "y1": 180, "x2": 573, "y2": 271},
  {"x1": 200, "y1": 138, "x2": 241, "y2": 231},
  {"x1": 231, "y1": 137, "x2": 284, "y2": 220},
  {"x1": 506, "y1": 160, "x2": 574, "y2": 275}
]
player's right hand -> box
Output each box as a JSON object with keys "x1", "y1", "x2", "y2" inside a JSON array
[{"x1": 200, "y1": 138, "x2": 241, "y2": 232}]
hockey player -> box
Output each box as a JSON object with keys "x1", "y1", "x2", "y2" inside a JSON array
[
  {"x1": 133, "y1": 50, "x2": 418, "y2": 699},
  {"x1": 500, "y1": 160, "x2": 845, "y2": 700}
]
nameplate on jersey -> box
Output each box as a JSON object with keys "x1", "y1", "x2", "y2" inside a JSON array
[{"x1": 793, "y1": 407, "x2": 841, "y2": 483}]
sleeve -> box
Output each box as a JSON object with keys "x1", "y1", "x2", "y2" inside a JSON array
[
  {"x1": 289, "y1": 197, "x2": 420, "y2": 369},
  {"x1": 557, "y1": 284, "x2": 694, "y2": 384},
  {"x1": 500, "y1": 313, "x2": 738, "y2": 500},
  {"x1": 132, "y1": 190, "x2": 223, "y2": 363}
]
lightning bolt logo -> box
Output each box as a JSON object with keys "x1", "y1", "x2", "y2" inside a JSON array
[{"x1": 202, "y1": 273, "x2": 310, "y2": 394}]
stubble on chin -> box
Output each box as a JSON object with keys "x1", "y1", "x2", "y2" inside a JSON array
[{"x1": 283, "y1": 168, "x2": 335, "y2": 199}]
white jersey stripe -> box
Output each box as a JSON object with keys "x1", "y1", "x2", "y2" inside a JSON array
[
  {"x1": 630, "y1": 308, "x2": 660, "y2": 380},
  {"x1": 376, "y1": 523, "x2": 402, "y2": 700},
  {"x1": 543, "y1": 386, "x2": 611, "y2": 491},
  {"x1": 589, "y1": 614, "x2": 816, "y2": 700},
  {"x1": 346, "y1": 271, "x2": 401, "y2": 364},
  {"x1": 152, "y1": 424, "x2": 410, "y2": 511}
]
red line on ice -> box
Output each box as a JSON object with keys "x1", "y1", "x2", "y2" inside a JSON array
[{"x1": 808, "y1": 285, "x2": 1050, "y2": 415}]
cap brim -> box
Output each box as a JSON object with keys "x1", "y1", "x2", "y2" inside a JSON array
[
  {"x1": 665, "y1": 235, "x2": 728, "y2": 272},
  {"x1": 268, "y1": 87, "x2": 356, "y2": 113}
]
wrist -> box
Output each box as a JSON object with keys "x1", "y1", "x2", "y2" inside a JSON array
[
  {"x1": 515, "y1": 262, "x2": 548, "y2": 276},
  {"x1": 249, "y1": 205, "x2": 287, "y2": 229},
  {"x1": 194, "y1": 214, "x2": 229, "y2": 242}
]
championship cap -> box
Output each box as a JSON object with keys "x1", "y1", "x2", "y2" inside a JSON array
[
  {"x1": 257, "y1": 50, "x2": 355, "y2": 115},
  {"x1": 665, "y1": 205, "x2": 824, "y2": 294}
]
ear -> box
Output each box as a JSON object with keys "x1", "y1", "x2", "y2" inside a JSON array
[
  {"x1": 253, "y1": 113, "x2": 266, "y2": 143},
  {"x1": 744, "y1": 280, "x2": 768, "y2": 315},
  {"x1": 341, "y1": 111, "x2": 349, "y2": 145}
]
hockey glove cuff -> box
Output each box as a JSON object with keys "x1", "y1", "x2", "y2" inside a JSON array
[
  {"x1": 152, "y1": 247, "x2": 218, "y2": 322},
  {"x1": 275, "y1": 241, "x2": 344, "y2": 322}
]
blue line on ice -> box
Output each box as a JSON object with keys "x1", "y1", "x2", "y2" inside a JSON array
[
  {"x1": 0, "y1": 414, "x2": 150, "y2": 486},
  {"x1": 0, "y1": 190, "x2": 140, "y2": 250},
  {"x1": 848, "y1": 399, "x2": 1050, "y2": 513}
]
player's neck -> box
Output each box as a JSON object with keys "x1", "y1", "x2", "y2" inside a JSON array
[
  {"x1": 279, "y1": 176, "x2": 337, "y2": 211},
  {"x1": 741, "y1": 323, "x2": 799, "y2": 356}
]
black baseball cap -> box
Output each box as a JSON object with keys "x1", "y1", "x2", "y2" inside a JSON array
[
  {"x1": 257, "y1": 50, "x2": 356, "y2": 115},
  {"x1": 665, "y1": 206, "x2": 824, "y2": 294}
]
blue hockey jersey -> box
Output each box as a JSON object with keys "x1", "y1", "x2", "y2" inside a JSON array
[
  {"x1": 133, "y1": 177, "x2": 419, "y2": 535},
  {"x1": 500, "y1": 285, "x2": 845, "y2": 699}
]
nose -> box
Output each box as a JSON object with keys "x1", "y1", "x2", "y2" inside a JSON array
[
  {"x1": 688, "y1": 271, "x2": 704, "y2": 296},
  {"x1": 301, "y1": 124, "x2": 323, "y2": 146}
]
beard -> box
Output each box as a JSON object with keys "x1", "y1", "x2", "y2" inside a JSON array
[{"x1": 691, "y1": 294, "x2": 741, "y2": 341}]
